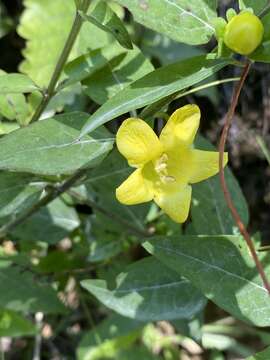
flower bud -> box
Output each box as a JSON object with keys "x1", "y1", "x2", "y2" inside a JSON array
[{"x1": 224, "y1": 12, "x2": 264, "y2": 55}]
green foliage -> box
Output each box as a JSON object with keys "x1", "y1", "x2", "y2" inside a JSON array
[
  {"x1": 81, "y1": 56, "x2": 230, "y2": 135},
  {"x1": 80, "y1": 1, "x2": 133, "y2": 49},
  {"x1": 0, "y1": 0, "x2": 269, "y2": 358},
  {"x1": 115, "y1": 0, "x2": 218, "y2": 45},
  {"x1": 0, "y1": 309, "x2": 36, "y2": 337},
  {"x1": 144, "y1": 236, "x2": 270, "y2": 327},
  {"x1": 0, "y1": 112, "x2": 113, "y2": 175},
  {"x1": 81, "y1": 256, "x2": 206, "y2": 321}
]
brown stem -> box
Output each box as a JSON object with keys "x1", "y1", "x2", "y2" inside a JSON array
[{"x1": 219, "y1": 61, "x2": 270, "y2": 295}]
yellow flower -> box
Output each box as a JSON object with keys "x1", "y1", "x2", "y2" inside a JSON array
[{"x1": 116, "y1": 105, "x2": 228, "y2": 223}]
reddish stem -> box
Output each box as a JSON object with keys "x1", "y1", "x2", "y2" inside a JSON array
[{"x1": 219, "y1": 61, "x2": 270, "y2": 295}]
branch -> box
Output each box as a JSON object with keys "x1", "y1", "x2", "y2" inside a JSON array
[
  {"x1": 219, "y1": 61, "x2": 270, "y2": 295},
  {"x1": 30, "y1": 0, "x2": 91, "y2": 123},
  {"x1": 0, "y1": 169, "x2": 87, "y2": 239}
]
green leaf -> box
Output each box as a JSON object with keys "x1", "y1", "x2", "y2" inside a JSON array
[
  {"x1": 247, "y1": 346, "x2": 270, "y2": 360},
  {"x1": 77, "y1": 314, "x2": 143, "y2": 360},
  {"x1": 0, "y1": 266, "x2": 66, "y2": 313},
  {"x1": 0, "y1": 70, "x2": 31, "y2": 124},
  {"x1": 0, "y1": 309, "x2": 36, "y2": 337},
  {"x1": 0, "y1": 172, "x2": 44, "y2": 219},
  {"x1": 0, "y1": 73, "x2": 38, "y2": 94},
  {"x1": 12, "y1": 198, "x2": 80, "y2": 244},
  {"x1": 191, "y1": 136, "x2": 249, "y2": 234},
  {"x1": 144, "y1": 235, "x2": 270, "y2": 327},
  {"x1": 80, "y1": 1, "x2": 133, "y2": 49},
  {"x1": 116, "y1": 0, "x2": 217, "y2": 45},
  {"x1": 18, "y1": 0, "x2": 111, "y2": 87},
  {"x1": 250, "y1": 42, "x2": 270, "y2": 63},
  {"x1": 0, "y1": 112, "x2": 114, "y2": 175},
  {"x1": 80, "y1": 56, "x2": 230, "y2": 136},
  {"x1": 62, "y1": 42, "x2": 126, "y2": 89},
  {"x1": 82, "y1": 46, "x2": 154, "y2": 104},
  {"x1": 81, "y1": 256, "x2": 206, "y2": 321}
]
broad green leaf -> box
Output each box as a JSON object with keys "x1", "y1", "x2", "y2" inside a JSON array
[
  {"x1": 0, "y1": 172, "x2": 44, "y2": 219},
  {"x1": 80, "y1": 56, "x2": 230, "y2": 136},
  {"x1": 80, "y1": 1, "x2": 133, "y2": 49},
  {"x1": 12, "y1": 198, "x2": 80, "y2": 244},
  {"x1": 0, "y1": 112, "x2": 114, "y2": 175},
  {"x1": 18, "y1": 0, "x2": 111, "y2": 87},
  {"x1": 0, "y1": 266, "x2": 66, "y2": 313},
  {"x1": 144, "y1": 235, "x2": 270, "y2": 327},
  {"x1": 247, "y1": 346, "x2": 270, "y2": 360},
  {"x1": 0, "y1": 73, "x2": 38, "y2": 94},
  {"x1": 62, "y1": 42, "x2": 126, "y2": 89},
  {"x1": 77, "y1": 149, "x2": 150, "y2": 231},
  {"x1": 116, "y1": 0, "x2": 217, "y2": 45},
  {"x1": 191, "y1": 136, "x2": 249, "y2": 234},
  {"x1": 81, "y1": 256, "x2": 206, "y2": 321},
  {"x1": 0, "y1": 309, "x2": 36, "y2": 337},
  {"x1": 82, "y1": 46, "x2": 154, "y2": 104},
  {"x1": 77, "y1": 314, "x2": 143, "y2": 360}
]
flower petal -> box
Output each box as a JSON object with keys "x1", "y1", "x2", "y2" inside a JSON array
[
  {"x1": 116, "y1": 168, "x2": 154, "y2": 205},
  {"x1": 189, "y1": 150, "x2": 228, "y2": 184},
  {"x1": 116, "y1": 118, "x2": 163, "y2": 167},
  {"x1": 154, "y1": 185, "x2": 192, "y2": 223},
  {"x1": 160, "y1": 105, "x2": 200, "y2": 151}
]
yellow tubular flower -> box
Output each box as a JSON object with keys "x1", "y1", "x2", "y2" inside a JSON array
[{"x1": 116, "y1": 105, "x2": 228, "y2": 223}]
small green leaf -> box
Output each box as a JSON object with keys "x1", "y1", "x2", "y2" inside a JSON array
[
  {"x1": 80, "y1": 56, "x2": 230, "y2": 136},
  {"x1": 80, "y1": 1, "x2": 133, "y2": 49},
  {"x1": 0, "y1": 309, "x2": 36, "y2": 337},
  {"x1": 115, "y1": 0, "x2": 217, "y2": 45},
  {"x1": 0, "y1": 112, "x2": 114, "y2": 175},
  {"x1": 144, "y1": 235, "x2": 270, "y2": 327},
  {"x1": 0, "y1": 73, "x2": 38, "y2": 94},
  {"x1": 81, "y1": 256, "x2": 206, "y2": 321}
]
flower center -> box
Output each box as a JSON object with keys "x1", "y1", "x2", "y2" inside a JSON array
[{"x1": 154, "y1": 153, "x2": 176, "y2": 184}]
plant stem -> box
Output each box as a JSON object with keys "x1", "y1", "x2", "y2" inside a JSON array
[
  {"x1": 0, "y1": 169, "x2": 87, "y2": 239},
  {"x1": 219, "y1": 61, "x2": 270, "y2": 295},
  {"x1": 68, "y1": 189, "x2": 151, "y2": 238},
  {"x1": 30, "y1": 0, "x2": 91, "y2": 123}
]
